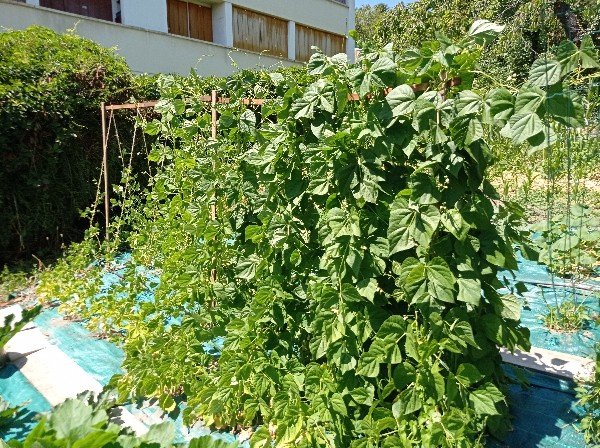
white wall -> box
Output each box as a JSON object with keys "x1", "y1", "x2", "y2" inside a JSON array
[
  {"x1": 345, "y1": 0, "x2": 355, "y2": 63},
  {"x1": 0, "y1": 1, "x2": 299, "y2": 76},
  {"x1": 120, "y1": 0, "x2": 167, "y2": 33},
  {"x1": 212, "y1": 1, "x2": 233, "y2": 47}
]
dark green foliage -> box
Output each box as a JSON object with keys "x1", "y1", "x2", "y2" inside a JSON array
[{"x1": 0, "y1": 26, "x2": 152, "y2": 264}]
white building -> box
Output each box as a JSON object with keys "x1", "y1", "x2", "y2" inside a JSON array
[{"x1": 0, "y1": 0, "x2": 355, "y2": 75}]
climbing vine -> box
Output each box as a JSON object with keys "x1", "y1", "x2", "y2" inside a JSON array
[{"x1": 39, "y1": 21, "x2": 595, "y2": 447}]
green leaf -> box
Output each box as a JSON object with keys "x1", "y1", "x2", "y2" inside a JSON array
[
  {"x1": 49, "y1": 399, "x2": 97, "y2": 441},
  {"x1": 486, "y1": 88, "x2": 514, "y2": 124},
  {"x1": 528, "y1": 58, "x2": 562, "y2": 87},
  {"x1": 498, "y1": 294, "x2": 521, "y2": 321},
  {"x1": 514, "y1": 86, "x2": 545, "y2": 114},
  {"x1": 235, "y1": 255, "x2": 261, "y2": 280},
  {"x1": 371, "y1": 56, "x2": 397, "y2": 86},
  {"x1": 470, "y1": 383, "x2": 504, "y2": 416},
  {"x1": 450, "y1": 320, "x2": 478, "y2": 348},
  {"x1": 386, "y1": 85, "x2": 415, "y2": 117},
  {"x1": 72, "y1": 431, "x2": 118, "y2": 448},
  {"x1": 142, "y1": 422, "x2": 175, "y2": 447},
  {"x1": 393, "y1": 363, "x2": 416, "y2": 390},
  {"x1": 357, "y1": 349, "x2": 382, "y2": 378},
  {"x1": 556, "y1": 40, "x2": 579, "y2": 74},
  {"x1": 249, "y1": 427, "x2": 272, "y2": 448},
  {"x1": 356, "y1": 278, "x2": 377, "y2": 302},
  {"x1": 239, "y1": 109, "x2": 256, "y2": 134},
  {"x1": 392, "y1": 387, "x2": 422, "y2": 416},
  {"x1": 441, "y1": 209, "x2": 470, "y2": 241},
  {"x1": 350, "y1": 385, "x2": 375, "y2": 406},
  {"x1": 377, "y1": 316, "x2": 406, "y2": 340},
  {"x1": 388, "y1": 196, "x2": 440, "y2": 255},
  {"x1": 426, "y1": 257, "x2": 456, "y2": 303},
  {"x1": 579, "y1": 35, "x2": 600, "y2": 69},
  {"x1": 329, "y1": 393, "x2": 348, "y2": 417},
  {"x1": 457, "y1": 278, "x2": 481, "y2": 305},
  {"x1": 468, "y1": 20, "x2": 505, "y2": 45},
  {"x1": 465, "y1": 118, "x2": 483, "y2": 145},
  {"x1": 508, "y1": 113, "x2": 543, "y2": 145},
  {"x1": 456, "y1": 363, "x2": 484, "y2": 386},
  {"x1": 291, "y1": 80, "x2": 334, "y2": 119},
  {"x1": 456, "y1": 91, "x2": 482, "y2": 117}
]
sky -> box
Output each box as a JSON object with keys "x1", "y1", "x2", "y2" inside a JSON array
[{"x1": 355, "y1": 0, "x2": 408, "y2": 7}]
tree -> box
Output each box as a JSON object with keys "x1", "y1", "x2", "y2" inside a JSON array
[
  {"x1": 356, "y1": 0, "x2": 600, "y2": 85},
  {"x1": 354, "y1": 3, "x2": 389, "y2": 49}
]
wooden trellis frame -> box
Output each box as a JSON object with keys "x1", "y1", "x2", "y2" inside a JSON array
[{"x1": 100, "y1": 77, "x2": 461, "y2": 239}]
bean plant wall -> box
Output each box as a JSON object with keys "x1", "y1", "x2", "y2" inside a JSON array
[{"x1": 39, "y1": 22, "x2": 595, "y2": 447}]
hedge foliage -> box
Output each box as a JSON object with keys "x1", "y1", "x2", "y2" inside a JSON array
[{"x1": 0, "y1": 26, "x2": 155, "y2": 264}]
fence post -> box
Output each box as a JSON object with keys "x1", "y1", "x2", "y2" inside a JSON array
[{"x1": 101, "y1": 102, "x2": 110, "y2": 241}]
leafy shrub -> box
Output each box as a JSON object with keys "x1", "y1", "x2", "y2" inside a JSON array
[
  {"x1": 576, "y1": 350, "x2": 600, "y2": 447},
  {"x1": 530, "y1": 204, "x2": 600, "y2": 278},
  {"x1": 543, "y1": 300, "x2": 590, "y2": 332},
  {"x1": 0, "y1": 392, "x2": 240, "y2": 447},
  {"x1": 0, "y1": 397, "x2": 20, "y2": 432},
  {"x1": 0, "y1": 26, "x2": 153, "y2": 264},
  {"x1": 40, "y1": 23, "x2": 596, "y2": 447}
]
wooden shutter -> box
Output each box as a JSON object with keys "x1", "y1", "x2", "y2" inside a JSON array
[
  {"x1": 188, "y1": 2, "x2": 213, "y2": 42},
  {"x1": 167, "y1": 0, "x2": 188, "y2": 37},
  {"x1": 233, "y1": 7, "x2": 288, "y2": 58},
  {"x1": 168, "y1": 0, "x2": 213, "y2": 42},
  {"x1": 40, "y1": 0, "x2": 112, "y2": 21},
  {"x1": 82, "y1": 0, "x2": 112, "y2": 21},
  {"x1": 295, "y1": 24, "x2": 346, "y2": 62}
]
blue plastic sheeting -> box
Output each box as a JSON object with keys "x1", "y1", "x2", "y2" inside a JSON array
[
  {"x1": 33, "y1": 307, "x2": 124, "y2": 385},
  {"x1": 489, "y1": 369, "x2": 585, "y2": 448},
  {"x1": 501, "y1": 254, "x2": 600, "y2": 358},
  {"x1": 0, "y1": 364, "x2": 51, "y2": 441}
]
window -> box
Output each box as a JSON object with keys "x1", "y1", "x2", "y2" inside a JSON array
[{"x1": 167, "y1": 0, "x2": 213, "y2": 42}]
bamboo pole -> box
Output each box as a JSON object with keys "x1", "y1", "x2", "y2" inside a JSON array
[{"x1": 101, "y1": 102, "x2": 110, "y2": 241}]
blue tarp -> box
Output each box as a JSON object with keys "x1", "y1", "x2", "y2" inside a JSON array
[
  {"x1": 488, "y1": 367, "x2": 586, "y2": 448},
  {"x1": 502, "y1": 254, "x2": 600, "y2": 359}
]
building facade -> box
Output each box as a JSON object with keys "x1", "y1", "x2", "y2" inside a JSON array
[{"x1": 0, "y1": 0, "x2": 355, "y2": 75}]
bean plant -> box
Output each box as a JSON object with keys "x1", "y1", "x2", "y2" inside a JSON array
[{"x1": 40, "y1": 22, "x2": 595, "y2": 447}]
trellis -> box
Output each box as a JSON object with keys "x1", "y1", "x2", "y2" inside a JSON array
[{"x1": 99, "y1": 77, "x2": 462, "y2": 239}]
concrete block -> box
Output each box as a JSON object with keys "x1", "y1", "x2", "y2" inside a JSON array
[
  {"x1": 14, "y1": 345, "x2": 103, "y2": 406},
  {"x1": 501, "y1": 346, "x2": 595, "y2": 381},
  {"x1": 4, "y1": 327, "x2": 51, "y2": 361}
]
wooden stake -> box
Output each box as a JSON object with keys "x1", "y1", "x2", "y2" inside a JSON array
[
  {"x1": 210, "y1": 90, "x2": 218, "y2": 283},
  {"x1": 101, "y1": 102, "x2": 110, "y2": 241}
]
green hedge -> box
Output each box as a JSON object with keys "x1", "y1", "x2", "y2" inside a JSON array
[{"x1": 0, "y1": 26, "x2": 155, "y2": 264}]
